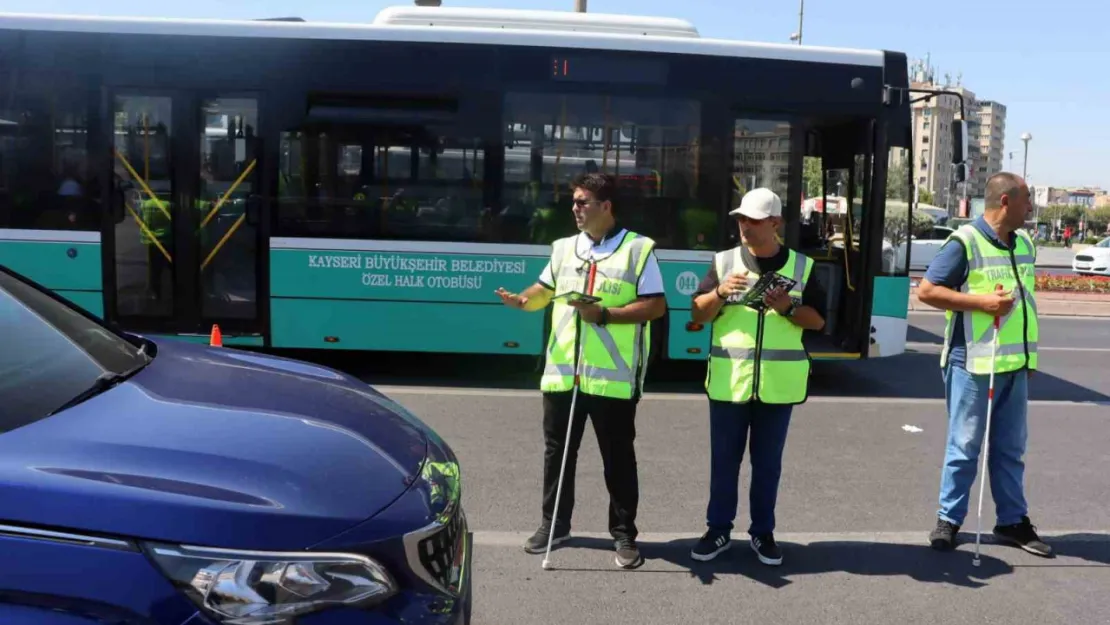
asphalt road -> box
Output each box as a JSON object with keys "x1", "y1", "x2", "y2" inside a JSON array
[{"x1": 313, "y1": 312, "x2": 1110, "y2": 625}]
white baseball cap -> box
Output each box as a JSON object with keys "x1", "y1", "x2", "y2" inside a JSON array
[{"x1": 729, "y1": 187, "x2": 782, "y2": 220}]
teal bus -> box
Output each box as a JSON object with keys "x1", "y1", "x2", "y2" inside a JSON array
[{"x1": 0, "y1": 5, "x2": 939, "y2": 363}]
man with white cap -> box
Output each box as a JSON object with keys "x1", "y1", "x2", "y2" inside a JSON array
[{"x1": 687, "y1": 187, "x2": 827, "y2": 566}]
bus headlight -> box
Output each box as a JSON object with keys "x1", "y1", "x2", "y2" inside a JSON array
[{"x1": 143, "y1": 543, "x2": 397, "y2": 623}]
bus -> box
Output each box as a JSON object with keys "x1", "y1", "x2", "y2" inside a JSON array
[{"x1": 0, "y1": 5, "x2": 939, "y2": 363}]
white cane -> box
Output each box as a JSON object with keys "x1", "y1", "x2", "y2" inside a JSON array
[
  {"x1": 972, "y1": 296, "x2": 1003, "y2": 568},
  {"x1": 542, "y1": 262, "x2": 597, "y2": 571}
]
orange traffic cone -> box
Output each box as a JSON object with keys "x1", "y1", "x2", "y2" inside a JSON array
[{"x1": 210, "y1": 324, "x2": 223, "y2": 347}]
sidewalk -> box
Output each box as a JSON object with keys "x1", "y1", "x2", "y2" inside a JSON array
[{"x1": 909, "y1": 287, "x2": 1110, "y2": 317}]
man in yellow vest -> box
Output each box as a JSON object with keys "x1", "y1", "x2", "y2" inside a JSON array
[
  {"x1": 917, "y1": 172, "x2": 1050, "y2": 557},
  {"x1": 683, "y1": 187, "x2": 825, "y2": 568},
  {"x1": 495, "y1": 172, "x2": 666, "y2": 570},
  {"x1": 686, "y1": 187, "x2": 826, "y2": 566}
]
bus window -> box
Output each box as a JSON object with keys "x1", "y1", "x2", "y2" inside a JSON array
[
  {"x1": 0, "y1": 36, "x2": 97, "y2": 233},
  {"x1": 274, "y1": 100, "x2": 489, "y2": 243},
  {"x1": 503, "y1": 92, "x2": 705, "y2": 248}
]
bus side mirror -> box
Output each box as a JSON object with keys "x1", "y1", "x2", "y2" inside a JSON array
[{"x1": 952, "y1": 120, "x2": 968, "y2": 164}]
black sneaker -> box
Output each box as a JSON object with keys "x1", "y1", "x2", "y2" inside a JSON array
[
  {"x1": 929, "y1": 518, "x2": 960, "y2": 551},
  {"x1": 522, "y1": 523, "x2": 570, "y2": 554},
  {"x1": 690, "y1": 530, "x2": 731, "y2": 562},
  {"x1": 750, "y1": 533, "x2": 782, "y2": 566},
  {"x1": 614, "y1": 537, "x2": 644, "y2": 569},
  {"x1": 994, "y1": 516, "x2": 1053, "y2": 557}
]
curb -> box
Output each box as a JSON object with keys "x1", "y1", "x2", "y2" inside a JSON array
[{"x1": 908, "y1": 294, "x2": 1110, "y2": 318}]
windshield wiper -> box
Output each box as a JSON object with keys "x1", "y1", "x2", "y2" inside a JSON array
[{"x1": 47, "y1": 362, "x2": 149, "y2": 416}]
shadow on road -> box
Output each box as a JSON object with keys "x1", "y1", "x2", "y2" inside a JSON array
[
  {"x1": 907, "y1": 324, "x2": 945, "y2": 344},
  {"x1": 554, "y1": 532, "x2": 1110, "y2": 586},
  {"x1": 554, "y1": 535, "x2": 1013, "y2": 588},
  {"x1": 272, "y1": 340, "x2": 1110, "y2": 405},
  {"x1": 813, "y1": 351, "x2": 1110, "y2": 404}
]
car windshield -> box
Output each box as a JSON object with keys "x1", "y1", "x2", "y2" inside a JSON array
[
  {"x1": 1097, "y1": 238, "x2": 1110, "y2": 249},
  {"x1": 0, "y1": 268, "x2": 152, "y2": 431}
]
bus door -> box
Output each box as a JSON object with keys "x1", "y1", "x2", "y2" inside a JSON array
[{"x1": 106, "y1": 92, "x2": 266, "y2": 342}]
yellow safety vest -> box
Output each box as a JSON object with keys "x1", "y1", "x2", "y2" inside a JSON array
[
  {"x1": 540, "y1": 231, "x2": 656, "y2": 400},
  {"x1": 704, "y1": 247, "x2": 814, "y2": 404},
  {"x1": 940, "y1": 224, "x2": 1039, "y2": 374}
]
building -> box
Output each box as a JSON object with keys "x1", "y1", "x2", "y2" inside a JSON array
[
  {"x1": 900, "y1": 57, "x2": 1007, "y2": 213},
  {"x1": 972, "y1": 100, "x2": 1006, "y2": 196}
]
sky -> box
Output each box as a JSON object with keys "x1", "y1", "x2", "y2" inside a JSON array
[{"x1": 3, "y1": 0, "x2": 1102, "y2": 190}]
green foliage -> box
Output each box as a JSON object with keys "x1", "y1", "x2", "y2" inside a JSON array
[
  {"x1": 883, "y1": 200, "x2": 936, "y2": 248},
  {"x1": 886, "y1": 156, "x2": 909, "y2": 200}
]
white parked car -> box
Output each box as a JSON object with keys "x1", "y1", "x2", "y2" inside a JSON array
[
  {"x1": 1072, "y1": 237, "x2": 1110, "y2": 275},
  {"x1": 897, "y1": 225, "x2": 955, "y2": 271}
]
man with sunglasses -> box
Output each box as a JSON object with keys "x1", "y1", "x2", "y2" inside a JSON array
[
  {"x1": 495, "y1": 172, "x2": 666, "y2": 569},
  {"x1": 687, "y1": 187, "x2": 827, "y2": 566}
]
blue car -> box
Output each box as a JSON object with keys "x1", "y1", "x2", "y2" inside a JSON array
[{"x1": 0, "y1": 265, "x2": 472, "y2": 624}]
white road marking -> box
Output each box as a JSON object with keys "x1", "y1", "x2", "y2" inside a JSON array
[
  {"x1": 472, "y1": 529, "x2": 1110, "y2": 547},
  {"x1": 909, "y1": 309, "x2": 1110, "y2": 320},
  {"x1": 374, "y1": 386, "x2": 1110, "y2": 407},
  {"x1": 906, "y1": 341, "x2": 1110, "y2": 353}
]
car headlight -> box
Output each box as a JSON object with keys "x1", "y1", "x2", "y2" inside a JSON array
[{"x1": 143, "y1": 543, "x2": 397, "y2": 624}]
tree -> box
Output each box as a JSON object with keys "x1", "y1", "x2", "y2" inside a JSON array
[
  {"x1": 802, "y1": 157, "x2": 822, "y2": 198},
  {"x1": 1041, "y1": 204, "x2": 1083, "y2": 225},
  {"x1": 883, "y1": 200, "x2": 936, "y2": 249},
  {"x1": 886, "y1": 156, "x2": 908, "y2": 200}
]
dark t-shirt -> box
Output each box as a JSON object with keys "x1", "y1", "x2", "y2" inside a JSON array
[{"x1": 693, "y1": 245, "x2": 826, "y2": 317}]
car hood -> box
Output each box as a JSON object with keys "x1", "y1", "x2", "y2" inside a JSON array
[{"x1": 0, "y1": 339, "x2": 431, "y2": 550}]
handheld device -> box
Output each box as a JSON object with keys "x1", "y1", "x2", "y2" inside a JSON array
[
  {"x1": 735, "y1": 272, "x2": 797, "y2": 309},
  {"x1": 553, "y1": 291, "x2": 601, "y2": 304}
]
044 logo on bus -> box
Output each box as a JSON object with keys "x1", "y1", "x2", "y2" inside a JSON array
[{"x1": 675, "y1": 271, "x2": 700, "y2": 296}]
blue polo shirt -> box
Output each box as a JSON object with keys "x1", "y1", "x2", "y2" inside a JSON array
[{"x1": 923, "y1": 216, "x2": 1034, "y2": 369}]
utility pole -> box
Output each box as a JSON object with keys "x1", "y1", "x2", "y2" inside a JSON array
[
  {"x1": 575, "y1": 0, "x2": 586, "y2": 12},
  {"x1": 789, "y1": 0, "x2": 804, "y2": 44},
  {"x1": 797, "y1": 0, "x2": 804, "y2": 44},
  {"x1": 1021, "y1": 132, "x2": 1034, "y2": 224}
]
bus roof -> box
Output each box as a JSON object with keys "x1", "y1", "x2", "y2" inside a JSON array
[{"x1": 0, "y1": 6, "x2": 887, "y2": 68}]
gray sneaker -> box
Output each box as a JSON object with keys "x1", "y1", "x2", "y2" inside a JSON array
[
  {"x1": 614, "y1": 537, "x2": 644, "y2": 569},
  {"x1": 523, "y1": 523, "x2": 570, "y2": 554}
]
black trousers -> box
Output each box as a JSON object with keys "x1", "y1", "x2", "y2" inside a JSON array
[{"x1": 541, "y1": 389, "x2": 639, "y2": 541}]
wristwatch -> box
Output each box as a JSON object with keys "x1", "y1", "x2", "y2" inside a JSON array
[
  {"x1": 783, "y1": 302, "x2": 797, "y2": 318},
  {"x1": 599, "y1": 308, "x2": 610, "y2": 325}
]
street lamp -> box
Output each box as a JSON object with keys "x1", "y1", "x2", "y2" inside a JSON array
[
  {"x1": 1021, "y1": 132, "x2": 1031, "y2": 180},
  {"x1": 1021, "y1": 132, "x2": 1035, "y2": 226}
]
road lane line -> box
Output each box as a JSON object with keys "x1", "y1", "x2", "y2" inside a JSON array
[
  {"x1": 471, "y1": 529, "x2": 1110, "y2": 547},
  {"x1": 907, "y1": 341, "x2": 1110, "y2": 353},
  {"x1": 374, "y1": 386, "x2": 1110, "y2": 407},
  {"x1": 909, "y1": 309, "x2": 1109, "y2": 320}
]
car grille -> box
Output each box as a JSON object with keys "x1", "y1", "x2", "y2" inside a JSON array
[
  {"x1": 1076, "y1": 255, "x2": 1094, "y2": 262},
  {"x1": 405, "y1": 506, "x2": 467, "y2": 596}
]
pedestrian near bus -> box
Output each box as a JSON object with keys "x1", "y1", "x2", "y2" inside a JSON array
[
  {"x1": 917, "y1": 172, "x2": 1051, "y2": 557},
  {"x1": 687, "y1": 187, "x2": 826, "y2": 566},
  {"x1": 495, "y1": 172, "x2": 666, "y2": 569}
]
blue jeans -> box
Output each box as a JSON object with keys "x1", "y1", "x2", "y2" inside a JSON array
[
  {"x1": 937, "y1": 364, "x2": 1030, "y2": 526},
  {"x1": 706, "y1": 399, "x2": 793, "y2": 536}
]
